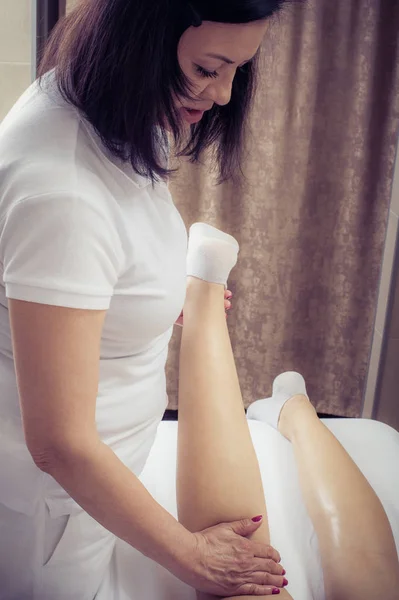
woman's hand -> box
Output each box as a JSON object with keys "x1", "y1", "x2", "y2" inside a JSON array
[
  {"x1": 175, "y1": 517, "x2": 287, "y2": 596},
  {"x1": 175, "y1": 289, "x2": 233, "y2": 327}
]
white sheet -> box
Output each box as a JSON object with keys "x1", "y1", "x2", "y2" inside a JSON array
[{"x1": 113, "y1": 418, "x2": 399, "y2": 600}]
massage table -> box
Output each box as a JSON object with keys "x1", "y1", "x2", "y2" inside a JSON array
[{"x1": 111, "y1": 417, "x2": 399, "y2": 600}]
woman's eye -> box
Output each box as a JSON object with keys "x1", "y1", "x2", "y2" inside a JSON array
[{"x1": 195, "y1": 65, "x2": 219, "y2": 79}]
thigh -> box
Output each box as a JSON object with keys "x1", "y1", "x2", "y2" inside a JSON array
[{"x1": 0, "y1": 501, "x2": 116, "y2": 600}]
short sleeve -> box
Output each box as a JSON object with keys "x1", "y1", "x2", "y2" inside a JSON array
[{"x1": 0, "y1": 193, "x2": 123, "y2": 310}]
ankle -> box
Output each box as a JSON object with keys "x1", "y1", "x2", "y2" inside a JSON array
[
  {"x1": 278, "y1": 394, "x2": 317, "y2": 441},
  {"x1": 186, "y1": 277, "x2": 225, "y2": 298},
  {"x1": 184, "y1": 277, "x2": 225, "y2": 314}
]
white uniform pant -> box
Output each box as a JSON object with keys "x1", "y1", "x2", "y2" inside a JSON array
[{"x1": 0, "y1": 501, "x2": 116, "y2": 600}]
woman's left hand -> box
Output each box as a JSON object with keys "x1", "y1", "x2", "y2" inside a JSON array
[{"x1": 175, "y1": 289, "x2": 233, "y2": 327}]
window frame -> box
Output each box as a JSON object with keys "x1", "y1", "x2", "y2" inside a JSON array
[{"x1": 33, "y1": 0, "x2": 65, "y2": 77}]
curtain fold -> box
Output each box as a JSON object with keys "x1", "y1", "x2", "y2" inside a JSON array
[{"x1": 167, "y1": 0, "x2": 399, "y2": 416}]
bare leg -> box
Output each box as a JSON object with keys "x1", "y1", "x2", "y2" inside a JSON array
[
  {"x1": 278, "y1": 394, "x2": 399, "y2": 600},
  {"x1": 176, "y1": 278, "x2": 292, "y2": 600}
]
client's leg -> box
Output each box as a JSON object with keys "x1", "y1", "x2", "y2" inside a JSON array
[
  {"x1": 176, "y1": 277, "x2": 292, "y2": 600},
  {"x1": 275, "y1": 385, "x2": 399, "y2": 600}
]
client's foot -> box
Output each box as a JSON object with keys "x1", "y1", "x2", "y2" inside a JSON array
[
  {"x1": 186, "y1": 223, "x2": 239, "y2": 287},
  {"x1": 247, "y1": 372, "x2": 317, "y2": 440}
]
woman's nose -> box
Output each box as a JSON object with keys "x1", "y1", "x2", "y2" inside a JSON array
[{"x1": 205, "y1": 76, "x2": 233, "y2": 107}]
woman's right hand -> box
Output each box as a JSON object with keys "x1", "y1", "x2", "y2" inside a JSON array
[{"x1": 175, "y1": 516, "x2": 287, "y2": 596}]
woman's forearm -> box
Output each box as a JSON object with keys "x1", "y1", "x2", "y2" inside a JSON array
[{"x1": 44, "y1": 438, "x2": 194, "y2": 574}]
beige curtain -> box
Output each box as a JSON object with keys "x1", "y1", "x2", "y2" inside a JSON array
[{"x1": 167, "y1": 0, "x2": 399, "y2": 416}]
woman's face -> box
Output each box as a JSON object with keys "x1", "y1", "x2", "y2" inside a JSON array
[{"x1": 177, "y1": 20, "x2": 268, "y2": 125}]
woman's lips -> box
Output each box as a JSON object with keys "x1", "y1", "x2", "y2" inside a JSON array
[{"x1": 181, "y1": 107, "x2": 205, "y2": 124}]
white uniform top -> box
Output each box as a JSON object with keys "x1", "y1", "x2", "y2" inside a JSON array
[{"x1": 0, "y1": 72, "x2": 188, "y2": 518}]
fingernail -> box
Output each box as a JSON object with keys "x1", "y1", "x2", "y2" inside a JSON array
[
  {"x1": 272, "y1": 590, "x2": 280, "y2": 595},
  {"x1": 281, "y1": 569, "x2": 286, "y2": 575},
  {"x1": 283, "y1": 578, "x2": 288, "y2": 586},
  {"x1": 251, "y1": 515, "x2": 263, "y2": 522}
]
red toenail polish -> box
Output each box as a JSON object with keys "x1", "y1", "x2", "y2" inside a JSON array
[
  {"x1": 272, "y1": 589, "x2": 280, "y2": 595},
  {"x1": 251, "y1": 515, "x2": 263, "y2": 522},
  {"x1": 283, "y1": 578, "x2": 288, "y2": 586},
  {"x1": 281, "y1": 569, "x2": 286, "y2": 575}
]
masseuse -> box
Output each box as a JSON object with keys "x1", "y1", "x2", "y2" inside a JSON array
[{"x1": 0, "y1": 0, "x2": 288, "y2": 598}]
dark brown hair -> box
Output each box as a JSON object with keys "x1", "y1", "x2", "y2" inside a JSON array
[{"x1": 40, "y1": 0, "x2": 287, "y2": 183}]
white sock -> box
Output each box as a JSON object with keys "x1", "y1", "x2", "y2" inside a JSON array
[
  {"x1": 247, "y1": 372, "x2": 308, "y2": 429},
  {"x1": 186, "y1": 223, "x2": 239, "y2": 287}
]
